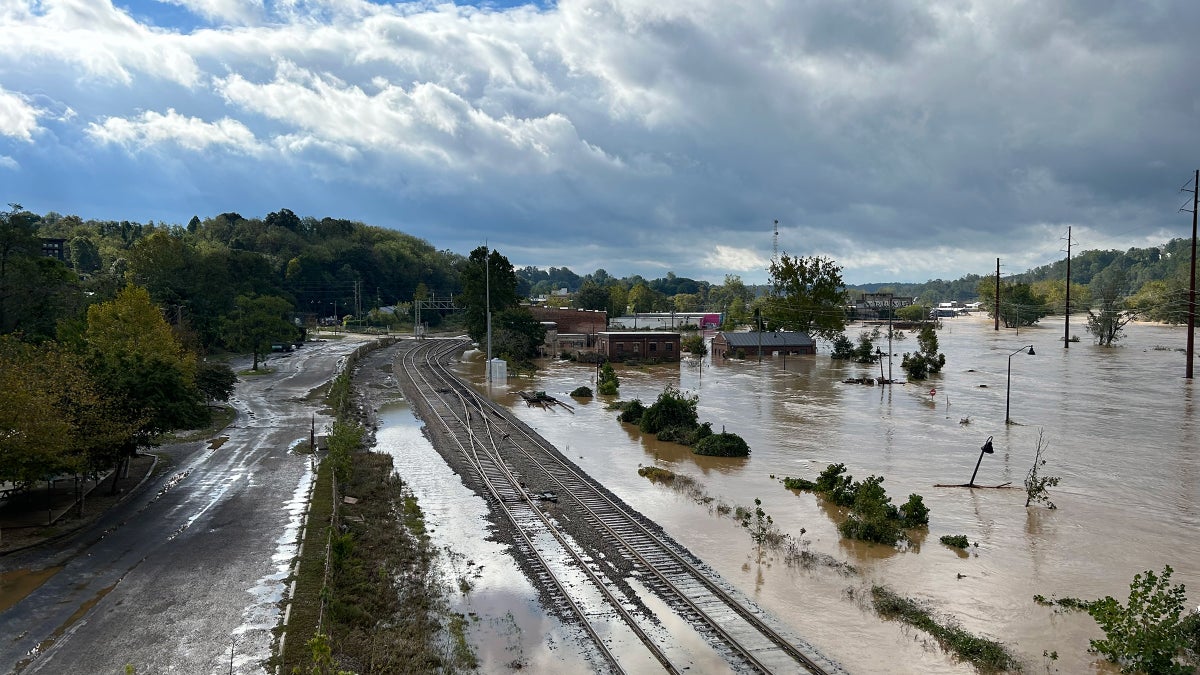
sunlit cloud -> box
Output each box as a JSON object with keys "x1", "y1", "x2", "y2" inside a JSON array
[{"x1": 87, "y1": 108, "x2": 263, "y2": 154}]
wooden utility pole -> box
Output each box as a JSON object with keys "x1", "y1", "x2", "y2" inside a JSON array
[
  {"x1": 1187, "y1": 170, "x2": 1198, "y2": 379},
  {"x1": 994, "y1": 258, "x2": 1001, "y2": 331},
  {"x1": 1064, "y1": 226, "x2": 1072, "y2": 349}
]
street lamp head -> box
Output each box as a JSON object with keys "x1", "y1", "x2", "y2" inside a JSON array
[
  {"x1": 981, "y1": 435, "x2": 994, "y2": 454},
  {"x1": 1026, "y1": 345, "x2": 1035, "y2": 356}
]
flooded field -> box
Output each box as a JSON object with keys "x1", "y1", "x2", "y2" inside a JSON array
[{"x1": 387, "y1": 316, "x2": 1198, "y2": 673}]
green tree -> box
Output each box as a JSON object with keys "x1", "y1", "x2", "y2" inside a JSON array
[
  {"x1": 225, "y1": 294, "x2": 298, "y2": 370},
  {"x1": 901, "y1": 325, "x2": 946, "y2": 380},
  {"x1": 978, "y1": 279, "x2": 1051, "y2": 328},
  {"x1": 195, "y1": 361, "x2": 238, "y2": 403},
  {"x1": 896, "y1": 303, "x2": 928, "y2": 322},
  {"x1": 457, "y1": 246, "x2": 521, "y2": 345},
  {"x1": 597, "y1": 362, "x2": 619, "y2": 395},
  {"x1": 84, "y1": 285, "x2": 206, "y2": 483},
  {"x1": 1088, "y1": 566, "x2": 1195, "y2": 674},
  {"x1": 639, "y1": 386, "x2": 699, "y2": 435},
  {"x1": 1, "y1": 204, "x2": 80, "y2": 339},
  {"x1": 1087, "y1": 268, "x2": 1137, "y2": 346},
  {"x1": 765, "y1": 254, "x2": 847, "y2": 341},
  {"x1": 575, "y1": 280, "x2": 610, "y2": 312}
]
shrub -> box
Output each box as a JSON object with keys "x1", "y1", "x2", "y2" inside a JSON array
[
  {"x1": 597, "y1": 362, "x2": 619, "y2": 395},
  {"x1": 1088, "y1": 566, "x2": 1195, "y2": 674},
  {"x1": 782, "y1": 476, "x2": 817, "y2": 490},
  {"x1": 639, "y1": 385, "x2": 699, "y2": 435},
  {"x1": 899, "y1": 494, "x2": 930, "y2": 526},
  {"x1": 693, "y1": 432, "x2": 750, "y2": 457},
  {"x1": 830, "y1": 334, "x2": 855, "y2": 360},
  {"x1": 569, "y1": 385, "x2": 593, "y2": 398},
  {"x1": 681, "y1": 333, "x2": 707, "y2": 355},
  {"x1": 787, "y1": 464, "x2": 929, "y2": 546},
  {"x1": 617, "y1": 399, "x2": 645, "y2": 424},
  {"x1": 940, "y1": 534, "x2": 970, "y2": 549}
]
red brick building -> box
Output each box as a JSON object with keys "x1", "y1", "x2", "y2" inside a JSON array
[
  {"x1": 595, "y1": 331, "x2": 681, "y2": 362},
  {"x1": 527, "y1": 306, "x2": 607, "y2": 336}
]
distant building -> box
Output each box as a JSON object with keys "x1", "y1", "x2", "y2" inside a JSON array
[
  {"x1": 527, "y1": 306, "x2": 607, "y2": 335},
  {"x1": 41, "y1": 238, "x2": 66, "y2": 262},
  {"x1": 712, "y1": 331, "x2": 816, "y2": 359},
  {"x1": 608, "y1": 312, "x2": 721, "y2": 330},
  {"x1": 595, "y1": 331, "x2": 681, "y2": 362}
]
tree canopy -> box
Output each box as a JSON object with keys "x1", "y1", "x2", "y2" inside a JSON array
[{"x1": 765, "y1": 254, "x2": 848, "y2": 341}]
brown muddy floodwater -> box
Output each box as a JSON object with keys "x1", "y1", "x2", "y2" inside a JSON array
[{"x1": 386, "y1": 316, "x2": 1198, "y2": 673}]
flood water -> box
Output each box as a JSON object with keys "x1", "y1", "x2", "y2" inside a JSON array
[{"x1": 396, "y1": 317, "x2": 1199, "y2": 673}]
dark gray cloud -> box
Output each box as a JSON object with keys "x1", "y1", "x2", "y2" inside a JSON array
[{"x1": 1, "y1": 0, "x2": 1197, "y2": 284}]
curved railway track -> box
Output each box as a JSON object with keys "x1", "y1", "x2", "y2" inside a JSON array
[{"x1": 398, "y1": 337, "x2": 835, "y2": 675}]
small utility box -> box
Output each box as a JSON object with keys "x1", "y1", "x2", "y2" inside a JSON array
[{"x1": 487, "y1": 358, "x2": 508, "y2": 383}]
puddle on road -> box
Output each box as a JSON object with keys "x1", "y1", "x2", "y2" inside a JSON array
[
  {"x1": 0, "y1": 567, "x2": 63, "y2": 614},
  {"x1": 235, "y1": 455, "x2": 315, "y2": 670},
  {"x1": 375, "y1": 401, "x2": 597, "y2": 673}
]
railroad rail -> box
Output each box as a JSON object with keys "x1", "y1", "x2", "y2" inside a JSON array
[{"x1": 398, "y1": 337, "x2": 834, "y2": 675}]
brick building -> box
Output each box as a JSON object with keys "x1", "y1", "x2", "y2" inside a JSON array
[{"x1": 595, "y1": 331, "x2": 681, "y2": 362}]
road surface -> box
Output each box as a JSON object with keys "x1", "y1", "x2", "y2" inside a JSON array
[{"x1": 0, "y1": 336, "x2": 369, "y2": 674}]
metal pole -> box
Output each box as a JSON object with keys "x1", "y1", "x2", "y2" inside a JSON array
[
  {"x1": 1187, "y1": 169, "x2": 1197, "y2": 379},
  {"x1": 1065, "y1": 225, "x2": 1072, "y2": 349},
  {"x1": 485, "y1": 246, "x2": 492, "y2": 383},
  {"x1": 1005, "y1": 352, "x2": 1013, "y2": 424},
  {"x1": 995, "y1": 258, "x2": 1001, "y2": 331}
]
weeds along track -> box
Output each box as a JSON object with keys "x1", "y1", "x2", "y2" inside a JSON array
[{"x1": 399, "y1": 337, "x2": 833, "y2": 675}]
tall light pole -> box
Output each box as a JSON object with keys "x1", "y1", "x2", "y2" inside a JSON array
[
  {"x1": 485, "y1": 244, "x2": 492, "y2": 384},
  {"x1": 1005, "y1": 344, "x2": 1035, "y2": 424}
]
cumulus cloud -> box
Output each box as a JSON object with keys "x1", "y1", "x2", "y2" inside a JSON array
[
  {"x1": 87, "y1": 108, "x2": 263, "y2": 154},
  {"x1": 0, "y1": 87, "x2": 41, "y2": 141},
  {"x1": 1, "y1": 0, "x2": 1198, "y2": 283}
]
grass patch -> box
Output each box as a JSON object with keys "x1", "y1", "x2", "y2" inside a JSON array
[
  {"x1": 871, "y1": 585, "x2": 1020, "y2": 672},
  {"x1": 276, "y1": 459, "x2": 334, "y2": 673},
  {"x1": 238, "y1": 367, "x2": 275, "y2": 376},
  {"x1": 637, "y1": 466, "x2": 678, "y2": 483}
]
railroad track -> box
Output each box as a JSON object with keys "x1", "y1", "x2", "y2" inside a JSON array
[{"x1": 398, "y1": 337, "x2": 834, "y2": 675}]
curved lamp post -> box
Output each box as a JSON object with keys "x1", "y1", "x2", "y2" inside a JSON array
[
  {"x1": 969, "y1": 436, "x2": 995, "y2": 487},
  {"x1": 1005, "y1": 344, "x2": 1035, "y2": 424}
]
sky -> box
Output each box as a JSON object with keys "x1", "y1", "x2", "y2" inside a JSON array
[{"x1": 1, "y1": 0, "x2": 1198, "y2": 286}]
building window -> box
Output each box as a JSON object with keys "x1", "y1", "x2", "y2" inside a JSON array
[
  {"x1": 649, "y1": 343, "x2": 657, "y2": 353},
  {"x1": 666, "y1": 343, "x2": 673, "y2": 352},
  {"x1": 616, "y1": 342, "x2": 625, "y2": 352}
]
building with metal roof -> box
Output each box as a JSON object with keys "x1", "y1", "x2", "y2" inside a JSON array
[{"x1": 712, "y1": 331, "x2": 815, "y2": 359}]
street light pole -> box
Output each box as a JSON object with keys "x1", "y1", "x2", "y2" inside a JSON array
[{"x1": 1005, "y1": 344, "x2": 1035, "y2": 424}]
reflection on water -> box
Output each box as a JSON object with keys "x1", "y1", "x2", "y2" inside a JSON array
[
  {"x1": 452, "y1": 317, "x2": 1196, "y2": 673},
  {"x1": 373, "y1": 401, "x2": 594, "y2": 674}
]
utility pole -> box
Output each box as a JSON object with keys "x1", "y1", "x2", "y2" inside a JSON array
[
  {"x1": 1185, "y1": 170, "x2": 1198, "y2": 379},
  {"x1": 1064, "y1": 226, "x2": 1072, "y2": 348},
  {"x1": 994, "y1": 258, "x2": 1001, "y2": 331},
  {"x1": 485, "y1": 245, "x2": 492, "y2": 384}
]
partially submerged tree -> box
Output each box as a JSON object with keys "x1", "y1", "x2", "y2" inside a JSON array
[
  {"x1": 901, "y1": 325, "x2": 946, "y2": 380},
  {"x1": 765, "y1": 254, "x2": 847, "y2": 342},
  {"x1": 1024, "y1": 429, "x2": 1061, "y2": 509},
  {"x1": 1087, "y1": 268, "x2": 1138, "y2": 346}
]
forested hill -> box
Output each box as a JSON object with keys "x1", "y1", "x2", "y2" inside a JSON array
[
  {"x1": 849, "y1": 237, "x2": 1196, "y2": 309},
  {"x1": 25, "y1": 208, "x2": 465, "y2": 348}
]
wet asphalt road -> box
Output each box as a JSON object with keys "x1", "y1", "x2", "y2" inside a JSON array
[{"x1": 0, "y1": 336, "x2": 368, "y2": 675}]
